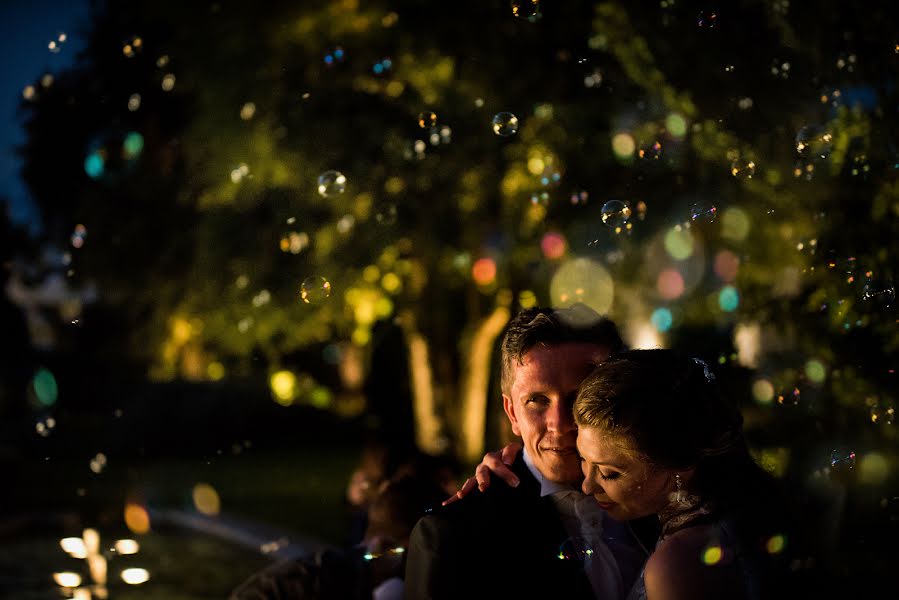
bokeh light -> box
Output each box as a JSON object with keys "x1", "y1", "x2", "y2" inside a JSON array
[
  {"x1": 121, "y1": 568, "x2": 150, "y2": 585},
  {"x1": 549, "y1": 258, "x2": 614, "y2": 314},
  {"x1": 664, "y1": 227, "x2": 694, "y2": 260},
  {"x1": 805, "y1": 359, "x2": 827, "y2": 384},
  {"x1": 650, "y1": 307, "x2": 673, "y2": 332},
  {"x1": 657, "y1": 269, "x2": 685, "y2": 300},
  {"x1": 270, "y1": 370, "x2": 298, "y2": 405},
  {"x1": 701, "y1": 545, "x2": 723, "y2": 565},
  {"x1": 718, "y1": 286, "x2": 739, "y2": 312},
  {"x1": 124, "y1": 503, "x2": 151, "y2": 534},
  {"x1": 611, "y1": 132, "x2": 636, "y2": 160},
  {"x1": 752, "y1": 379, "x2": 775, "y2": 405},
  {"x1": 713, "y1": 250, "x2": 740, "y2": 282},
  {"x1": 720, "y1": 207, "x2": 751, "y2": 242},
  {"x1": 540, "y1": 232, "x2": 567, "y2": 259},
  {"x1": 472, "y1": 257, "x2": 497, "y2": 286},
  {"x1": 31, "y1": 368, "x2": 58, "y2": 407},
  {"x1": 192, "y1": 483, "x2": 221, "y2": 515}
]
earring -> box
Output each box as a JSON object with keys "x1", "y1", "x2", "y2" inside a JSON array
[{"x1": 674, "y1": 474, "x2": 687, "y2": 504}]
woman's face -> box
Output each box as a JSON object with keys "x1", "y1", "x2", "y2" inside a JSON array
[{"x1": 577, "y1": 425, "x2": 677, "y2": 521}]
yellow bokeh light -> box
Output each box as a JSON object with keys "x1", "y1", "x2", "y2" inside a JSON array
[
  {"x1": 192, "y1": 483, "x2": 221, "y2": 516},
  {"x1": 270, "y1": 370, "x2": 298, "y2": 405},
  {"x1": 805, "y1": 359, "x2": 826, "y2": 383},
  {"x1": 352, "y1": 327, "x2": 371, "y2": 346},
  {"x1": 721, "y1": 207, "x2": 751, "y2": 242},
  {"x1": 549, "y1": 258, "x2": 614, "y2": 314},
  {"x1": 664, "y1": 227, "x2": 694, "y2": 260},
  {"x1": 384, "y1": 176, "x2": 405, "y2": 194},
  {"x1": 124, "y1": 502, "x2": 151, "y2": 534},
  {"x1": 527, "y1": 156, "x2": 545, "y2": 175},
  {"x1": 519, "y1": 290, "x2": 538, "y2": 309},
  {"x1": 858, "y1": 452, "x2": 889, "y2": 485},
  {"x1": 752, "y1": 379, "x2": 775, "y2": 404},
  {"x1": 665, "y1": 112, "x2": 688, "y2": 139},
  {"x1": 375, "y1": 296, "x2": 394, "y2": 318},
  {"x1": 611, "y1": 132, "x2": 636, "y2": 160},
  {"x1": 363, "y1": 265, "x2": 381, "y2": 283},
  {"x1": 207, "y1": 361, "x2": 225, "y2": 381},
  {"x1": 766, "y1": 534, "x2": 787, "y2": 554},
  {"x1": 171, "y1": 317, "x2": 192, "y2": 345},
  {"x1": 381, "y1": 272, "x2": 402, "y2": 293},
  {"x1": 701, "y1": 545, "x2": 723, "y2": 565}
]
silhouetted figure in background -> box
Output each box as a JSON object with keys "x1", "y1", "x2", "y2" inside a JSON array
[
  {"x1": 230, "y1": 471, "x2": 448, "y2": 600},
  {"x1": 0, "y1": 201, "x2": 32, "y2": 421}
]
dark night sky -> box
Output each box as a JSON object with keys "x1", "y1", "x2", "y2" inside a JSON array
[{"x1": 0, "y1": 0, "x2": 90, "y2": 234}]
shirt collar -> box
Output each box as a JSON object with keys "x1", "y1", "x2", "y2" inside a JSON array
[{"x1": 522, "y1": 446, "x2": 579, "y2": 497}]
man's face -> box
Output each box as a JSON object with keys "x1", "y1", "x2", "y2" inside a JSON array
[{"x1": 503, "y1": 342, "x2": 610, "y2": 484}]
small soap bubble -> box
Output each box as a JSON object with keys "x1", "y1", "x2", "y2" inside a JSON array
[
  {"x1": 795, "y1": 125, "x2": 833, "y2": 160},
  {"x1": 638, "y1": 141, "x2": 662, "y2": 160},
  {"x1": 492, "y1": 112, "x2": 519, "y2": 137},
  {"x1": 830, "y1": 447, "x2": 856, "y2": 471},
  {"x1": 557, "y1": 536, "x2": 594, "y2": 563},
  {"x1": 511, "y1": 0, "x2": 541, "y2": 21},
  {"x1": 300, "y1": 276, "x2": 332, "y2": 304},
  {"x1": 861, "y1": 280, "x2": 895, "y2": 309},
  {"x1": 730, "y1": 158, "x2": 756, "y2": 179},
  {"x1": 697, "y1": 11, "x2": 717, "y2": 28},
  {"x1": 418, "y1": 111, "x2": 437, "y2": 129},
  {"x1": 601, "y1": 200, "x2": 632, "y2": 229},
  {"x1": 374, "y1": 204, "x2": 397, "y2": 225},
  {"x1": 317, "y1": 170, "x2": 347, "y2": 197},
  {"x1": 690, "y1": 202, "x2": 717, "y2": 223}
]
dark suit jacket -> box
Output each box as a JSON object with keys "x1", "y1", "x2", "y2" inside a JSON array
[{"x1": 404, "y1": 455, "x2": 598, "y2": 600}]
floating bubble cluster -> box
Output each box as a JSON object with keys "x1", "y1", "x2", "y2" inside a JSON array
[{"x1": 861, "y1": 279, "x2": 895, "y2": 308}]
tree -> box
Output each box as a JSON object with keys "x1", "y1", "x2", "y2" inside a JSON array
[{"x1": 19, "y1": 0, "x2": 898, "y2": 491}]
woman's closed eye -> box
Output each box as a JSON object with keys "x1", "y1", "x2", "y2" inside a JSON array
[{"x1": 598, "y1": 471, "x2": 620, "y2": 481}]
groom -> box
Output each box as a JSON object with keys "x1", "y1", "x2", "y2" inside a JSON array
[{"x1": 404, "y1": 303, "x2": 653, "y2": 599}]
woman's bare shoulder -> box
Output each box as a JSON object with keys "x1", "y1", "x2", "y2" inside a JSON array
[{"x1": 644, "y1": 525, "x2": 745, "y2": 600}]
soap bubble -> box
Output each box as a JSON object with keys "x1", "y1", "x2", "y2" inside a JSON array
[
  {"x1": 492, "y1": 112, "x2": 519, "y2": 137},
  {"x1": 795, "y1": 125, "x2": 833, "y2": 160},
  {"x1": 317, "y1": 170, "x2": 347, "y2": 197},
  {"x1": 601, "y1": 200, "x2": 631, "y2": 229},
  {"x1": 300, "y1": 276, "x2": 332, "y2": 304}
]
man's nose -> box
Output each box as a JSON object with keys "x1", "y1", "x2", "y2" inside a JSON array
[{"x1": 547, "y1": 399, "x2": 576, "y2": 432}]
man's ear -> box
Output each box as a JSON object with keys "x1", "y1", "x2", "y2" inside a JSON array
[{"x1": 503, "y1": 394, "x2": 521, "y2": 436}]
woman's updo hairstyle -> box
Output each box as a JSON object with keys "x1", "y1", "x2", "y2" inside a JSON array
[{"x1": 574, "y1": 348, "x2": 744, "y2": 471}]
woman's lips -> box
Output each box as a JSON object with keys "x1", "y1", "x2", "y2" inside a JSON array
[{"x1": 595, "y1": 501, "x2": 615, "y2": 510}]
